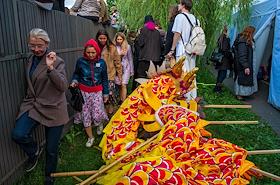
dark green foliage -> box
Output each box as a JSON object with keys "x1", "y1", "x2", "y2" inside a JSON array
[
  {"x1": 107, "y1": 0, "x2": 116, "y2": 9},
  {"x1": 115, "y1": 0, "x2": 253, "y2": 56}
]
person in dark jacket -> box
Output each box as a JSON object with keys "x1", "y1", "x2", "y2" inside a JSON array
[
  {"x1": 70, "y1": 39, "x2": 109, "y2": 147},
  {"x1": 12, "y1": 28, "x2": 69, "y2": 185},
  {"x1": 213, "y1": 26, "x2": 233, "y2": 93},
  {"x1": 136, "y1": 15, "x2": 163, "y2": 79},
  {"x1": 164, "y1": 4, "x2": 179, "y2": 57},
  {"x1": 131, "y1": 30, "x2": 141, "y2": 90},
  {"x1": 52, "y1": 0, "x2": 65, "y2": 12},
  {"x1": 234, "y1": 26, "x2": 256, "y2": 100}
]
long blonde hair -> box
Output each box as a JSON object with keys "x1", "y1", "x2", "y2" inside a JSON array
[{"x1": 113, "y1": 32, "x2": 128, "y2": 53}]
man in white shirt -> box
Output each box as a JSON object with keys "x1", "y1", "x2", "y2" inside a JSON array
[{"x1": 168, "y1": 0, "x2": 199, "y2": 99}]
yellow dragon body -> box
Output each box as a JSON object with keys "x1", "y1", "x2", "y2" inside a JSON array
[{"x1": 98, "y1": 57, "x2": 258, "y2": 185}]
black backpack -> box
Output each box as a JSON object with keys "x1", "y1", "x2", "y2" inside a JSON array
[{"x1": 209, "y1": 36, "x2": 224, "y2": 65}]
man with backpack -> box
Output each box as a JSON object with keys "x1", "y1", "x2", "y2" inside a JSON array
[{"x1": 167, "y1": 0, "x2": 205, "y2": 99}]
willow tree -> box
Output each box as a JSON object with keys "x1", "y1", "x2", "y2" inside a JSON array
[
  {"x1": 193, "y1": 0, "x2": 252, "y2": 54},
  {"x1": 115, "y1": 0, "x2": 252, "y2": 54}
]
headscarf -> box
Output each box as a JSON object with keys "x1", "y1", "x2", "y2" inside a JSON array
[
  {"x1": 144, "y1": 15, "x2": 156, "y2": 30},
  {"x1": 145, "y1": 21, "x2": 156, "y2": 30},
  {"x1": 83, "y1": 39, "x2": 101, "y2": 62}
]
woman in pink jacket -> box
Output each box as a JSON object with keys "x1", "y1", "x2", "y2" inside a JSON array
[{"x1": 113, "y1": 32, "x2": 134, "y2": 102}]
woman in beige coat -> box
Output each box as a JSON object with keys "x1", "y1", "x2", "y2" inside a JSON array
[
  {"x1": 12, "y1": 28, "x2": 69, "y2": 185},
  {"x1": 96, "y1": 29, "x2": 122, "y2": 116}
]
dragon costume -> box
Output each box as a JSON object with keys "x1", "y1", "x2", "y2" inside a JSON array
[{"x1": 98, "y1": 56, "x2": 257, "y2": 185}]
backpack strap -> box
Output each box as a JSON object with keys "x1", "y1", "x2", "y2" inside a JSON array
[
  {"x1": 181, "y1": 13, "x2": 195, "y2": 27},
  {"x1": 179, "y1": 13, "x2": 196, "y2": 45}
]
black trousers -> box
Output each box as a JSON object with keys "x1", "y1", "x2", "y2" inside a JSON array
[{"x1": 216, "y1": 69, "x2": 227, "y2": 84}]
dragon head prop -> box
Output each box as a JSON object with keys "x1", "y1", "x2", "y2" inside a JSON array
[
  {"x1": 97, "y1": 56, "x2": 258, "y2": 185},
  {"x1": 136, "y1": 56, "x2": 199, "y2": 97},
  {"x1": 100, "y1": 56, "x2": 200, "y2": 162}
]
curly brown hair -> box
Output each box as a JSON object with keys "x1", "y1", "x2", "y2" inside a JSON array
[{"x1": 240, "y1": 26, "x2": 255, "y2": 46}]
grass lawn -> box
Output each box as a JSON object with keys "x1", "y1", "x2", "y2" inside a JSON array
[{"x1": 15, "y1": 63, "x2": 280, "y2": 185}]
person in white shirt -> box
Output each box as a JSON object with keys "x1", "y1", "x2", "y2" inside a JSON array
[{"x1": 167, "y1": 0, "x2": 199, "y2": 99}]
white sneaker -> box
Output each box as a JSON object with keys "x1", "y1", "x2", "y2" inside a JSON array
[
  {"x1": 96, "y1": 124, "x2": 103, "y2": 135},
  {"x1": 85, "y1": 138, "x2": 94, "y2": 147}
]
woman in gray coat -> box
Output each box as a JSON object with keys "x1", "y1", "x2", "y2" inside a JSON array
[{"x1": 12, "y1": 28, "x2": 69, "y2": 185}]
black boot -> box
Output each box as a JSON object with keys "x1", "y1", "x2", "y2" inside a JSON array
[
  {"x1": 213, "y1": 85, "x2": 221, "y2": 93},
  {"x1": 45, "y1": 176, "x2": 54, "y2": 185}
]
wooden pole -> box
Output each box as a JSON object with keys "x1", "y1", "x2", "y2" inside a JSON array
[
  {"x1": 54, "y1": 146, "x2": 280, "y2": 179},
  {"x1": 209, "y1": 121, "x2": 258, "y2": 125},
  {"x1": 250, "y1": 167, "x2": 280, "y2": 181},
  {"x1": 79, "y1": 133, "x2": 159, "y2": 185},
  {"x1": 203, "y1": 105, "x2": 252, "y2": 109},
  {"x1": 248, "y1": 149, "x2": 280, "y2": 155},
  {"x1": 73, "y1": 176, "x2": 83, "y2": 182},
  {"x1": 197, "y1": 83, "x2": 216, "y2": 86},
  {"x1": 51, "y1": 120, "x2": 260, "y2": 181},
  {"x1": 51, "y1": 170, "x2": 97, "y2": 177}
]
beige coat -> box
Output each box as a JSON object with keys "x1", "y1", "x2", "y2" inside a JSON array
[
  {"x1": 16, "y1": 55, "x2": 69, "y2": 127},
  {"x1": 101, "y1": 44, "x2": 122, "y2": 81}
]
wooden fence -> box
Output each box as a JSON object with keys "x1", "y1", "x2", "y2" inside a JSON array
[{"x1": 0, "y1": 0, "x2": 116, "y2": 184}]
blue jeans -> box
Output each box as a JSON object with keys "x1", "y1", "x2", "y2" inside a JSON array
[{"x1": 12, "y1": 112, "x2": 64, "y2": 176}]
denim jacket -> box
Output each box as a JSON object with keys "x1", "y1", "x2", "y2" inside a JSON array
[{"x1": 72, "y1": 57, "x2": 109, "y2": 95}]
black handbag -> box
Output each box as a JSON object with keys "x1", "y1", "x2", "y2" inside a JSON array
[
  {"x1": 69, "y1": 86, "x2": 84, "y2": 112},
  {"x1": 210, "y1": 48, "x2": 224, "y2": 64}
]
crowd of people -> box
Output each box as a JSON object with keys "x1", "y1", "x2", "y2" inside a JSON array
[
  {"x1": 213, "y1": 25, "x2": 257, "y2": 101},
  {"x1": 12, "y1": 0, "x2": 259, "y2": 184}
]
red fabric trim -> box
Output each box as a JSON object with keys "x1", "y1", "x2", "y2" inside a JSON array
[{"x1": 79, "y1": 83, "x2": 103, "y2": 93}]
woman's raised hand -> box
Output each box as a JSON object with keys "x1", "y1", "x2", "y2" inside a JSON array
[{"x1": 46, "y1": 51, "x2": 56, "y2": 70}]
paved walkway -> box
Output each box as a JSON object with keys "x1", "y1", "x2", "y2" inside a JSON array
[{"x1": 210, "y1": 67, "x2": 280, "y2": 136}]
